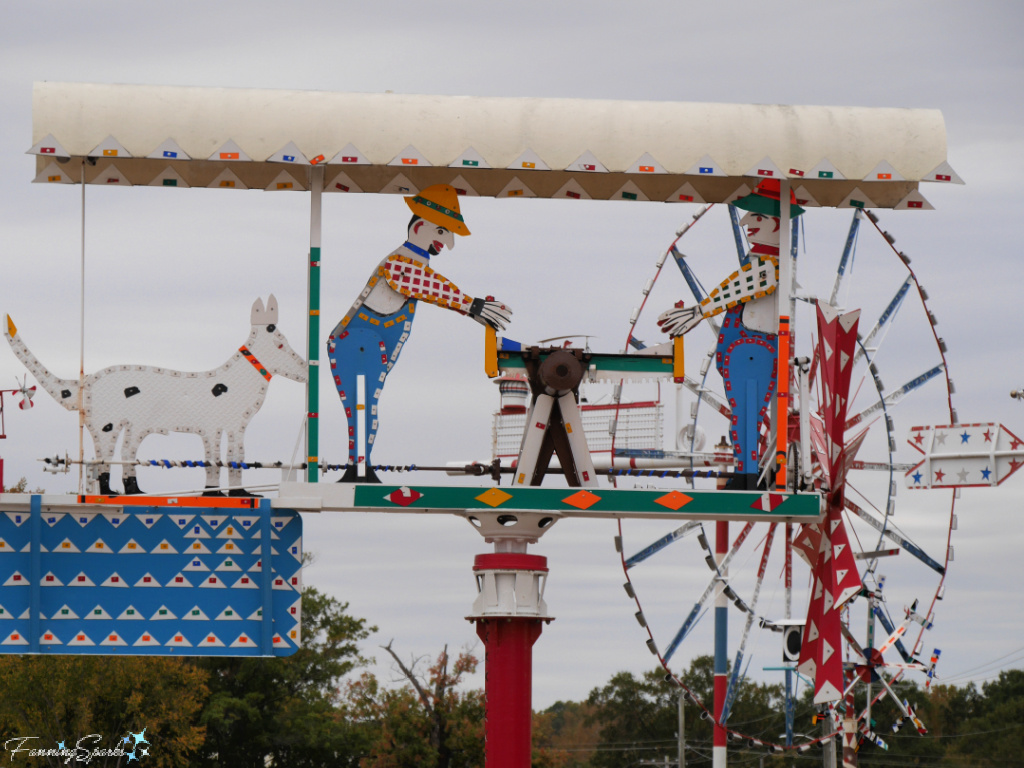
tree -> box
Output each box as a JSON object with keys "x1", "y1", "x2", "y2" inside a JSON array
[
  {"x1": 533, "y1": 700, "x2": 601, "y2": 768},
  {"x1": 946, "y1": 670, "x2": 1024, "y2": 766},
  {"x1": 344, "y1": 643, "x2": 485, "y2": 768},
  {"x1": 585, "y1": 668, "x2": 681, "y2": 768},
  {"x1": 0, "y1": 654, "x2": 208, "y2": 767},
  {"x1": 2, "y1": 477, "x2": 45, "y2": 493},
  {"x1": 195, "y1": 586, "x2": 375, "y2": 768},
  {"x1": 927, "y1": 680, "x2": 982, "y2": 740},
  {"x1": 584, "y1": 656, "x2": 787, "y2": 768}
]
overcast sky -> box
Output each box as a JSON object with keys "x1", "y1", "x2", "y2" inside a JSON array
[{"x1": 0, "y1": 0, "x2": 1022, "y2": 716}]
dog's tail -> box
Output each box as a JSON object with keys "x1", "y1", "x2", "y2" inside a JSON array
[{"x1": 4, "y1": 315, "x2": 80, "y2": 411}]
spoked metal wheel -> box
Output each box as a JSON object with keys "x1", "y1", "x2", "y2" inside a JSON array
[{"x1": 616, "y1": 206, "x2": 956, "y2": 751}]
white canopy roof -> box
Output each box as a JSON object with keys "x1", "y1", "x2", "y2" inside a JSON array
[{"x1": 29, "y1": 82, "x2": 962, "y2": 209}]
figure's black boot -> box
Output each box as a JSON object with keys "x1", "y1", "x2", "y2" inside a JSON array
[
  {"x1": 122, "y1": 475, "x2": 143, "y2": 495},
  {"x1": 338, "y1": 464, "x2": 382, "y2": 484},
  {"x1": 725, "y1": 473, "x2": 747, "y2": 491},
  {"x1": 229, "y1": 488, "x2": 261, "y2": 498},
  {"x1": 98, "y1": 472, "x2": 114, "y2": 496},
  {"x1": 727, "y1": 473, "x2": 764, "y2": 491},
  {"x1": 203, "y1": 486, "x2": 226, "y2": 497}
]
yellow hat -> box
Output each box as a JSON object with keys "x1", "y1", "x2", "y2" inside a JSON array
[{"x1": 405, "y1": 184, "x2": 470, "y2": 236}]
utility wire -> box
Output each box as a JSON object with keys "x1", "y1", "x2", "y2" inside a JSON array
[{"x1": 941, "y1": 649, "x2": 1024, "y2": 683}]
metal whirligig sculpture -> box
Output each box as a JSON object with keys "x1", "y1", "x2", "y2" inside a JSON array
[
  {"x1": 327, "y1": 184, "x2": 511, "y2": 482},
  {"x1": 658, "y1": 181, "x2": 803, "y2": 490},
  {"x1": 4, "y1": 296, "x2": 306, "y2": 496}
]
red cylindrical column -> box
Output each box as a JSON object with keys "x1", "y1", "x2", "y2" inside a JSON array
[
  {"x1": 475, "y1": 617, "x2": 543, "y2": 767},
  {"x1": 468, "y1": 553, "x2": 551, "y2": 768},
  {"x1": 713, "y1": 520, "x2": 728, "y2": 767}
]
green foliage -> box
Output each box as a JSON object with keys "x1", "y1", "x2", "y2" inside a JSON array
[
  {"x1": 1, "y1": 477, "x2": 45, "y2": 494},
  {"x1": 585, "y1": 668, "x2": 681, "y2": 767},
  {"x1": 194, "y1": 586, "x2": 374, "y2": 768},
  {"x1": 945, "y1": 670, "x2": 1024, "y2": 766},
  {"x1": 532, "y1": 700, "x2": 600, "y2": 767},
  {"x1": 553, "y1": 659, "x2": 1021, "y2": 767},
  {"x1": 575, "y1": 656, "x2": 785, "y2": 768},
  {"x1": 343, "y1": 644, "x2": 484, "y2": 768},
  {"x1": 0, "y1": 654, "x2": 208, "y2": 767}
]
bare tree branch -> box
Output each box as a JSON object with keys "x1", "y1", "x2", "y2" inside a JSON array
[{"x1": 381, "y1": 640, "x2": 435, "y2": 713}]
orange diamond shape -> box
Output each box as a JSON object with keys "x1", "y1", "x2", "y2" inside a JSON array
[
  {"x1": 562, "y1": 490, "x2": 602, "y2": 510},
  {"x1": 654, "y1": 490, "x2": 693, "y2": 511},
  {"x1": 476, "y1": 488, "x2": 513, "y2": 508}
]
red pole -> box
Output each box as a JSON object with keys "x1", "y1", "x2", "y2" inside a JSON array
[
  {"x1": 469, "y1": 553, "x2": 550, "y2": 768},
  {"x1": 713, "y1": 521, "x2": 728, "y2": 767},
  {"x1": 475, "y1": 617, "x2": 543, "y2": 767}
]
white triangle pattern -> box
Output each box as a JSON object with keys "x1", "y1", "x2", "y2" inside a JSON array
[
  {"x1": 814, "y1": 680, "x2": 843, "y2": 704},
  {"x1": 820, "y1": 638, "x2": 835, "y2": 663}
]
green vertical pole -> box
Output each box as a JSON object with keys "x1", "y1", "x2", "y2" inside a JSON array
[{"x1": 306, "y1": 165, "x2": 324, "y2": 483}]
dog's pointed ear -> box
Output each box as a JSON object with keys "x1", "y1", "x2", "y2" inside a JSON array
[
  {"x1": 251, "y1": 297, "x2": 266, "y2": 325},
  {"x1": 265, "y1": 295, "x2": 279, "y2": 325}
]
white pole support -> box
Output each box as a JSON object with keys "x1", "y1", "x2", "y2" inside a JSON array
[
  {"x1": 556, "y1": 391, "x2": 598, "y2": 487},
  {"x1": 514, "y1": 394, "x2": 555, "y2": 486}
]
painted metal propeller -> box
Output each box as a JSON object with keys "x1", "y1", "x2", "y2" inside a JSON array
[{"x1": 17, "y1": 375, "x2": 34, "y2": 410}]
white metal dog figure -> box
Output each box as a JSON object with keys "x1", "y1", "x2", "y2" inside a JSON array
[{"x1": 4, "y1": 296, "x2": 306, "y2": 495}]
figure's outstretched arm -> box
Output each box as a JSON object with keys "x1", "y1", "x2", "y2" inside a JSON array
[
  {"x1": 382, "y1": 255, "x2": 512, "y2": 330},
  {"x1": 466, "y1": 297, "x2": 512, "y2": 331},
  {"x1": 658, "y1": 256, "x2": 778, "y2": 337},
  {"x1": 699, "y1": 255, "x2": 778, "y2": 317}
]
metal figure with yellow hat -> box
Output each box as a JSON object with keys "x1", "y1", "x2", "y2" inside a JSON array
[
  {"x1": 658, "y1": 181, "x2": 803, "y2": 490},
  {"x1": 328, "y1": 184, "x2": 512, "y2": 482}
]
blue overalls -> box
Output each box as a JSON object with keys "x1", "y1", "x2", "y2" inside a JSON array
[
  {"x1": 716, "y1": 305, "x2": 778, "y2": 487},
  {"x1": 328, "y1": 292, "x2": 417, "y2": 468}
]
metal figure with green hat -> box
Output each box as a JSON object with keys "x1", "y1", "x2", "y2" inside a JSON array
[
  {"x1": 658, "y1": 181, "x2": 803, "y2": 490},
  {"x1": 328, "y1": 184, "x2": 512, "y2": 483}
]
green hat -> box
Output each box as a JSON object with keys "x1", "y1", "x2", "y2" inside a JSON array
[{"x1": 733, "y1": 179, "x2": 804, "y2": 218}]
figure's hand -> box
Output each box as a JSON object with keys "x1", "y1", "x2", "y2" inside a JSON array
[
  {"x1": 469, "y1": 297, "x2": 512, "y2": 331},
  {"x1": 657, "y1": 303, "x2": 702, "y2": 337}
]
